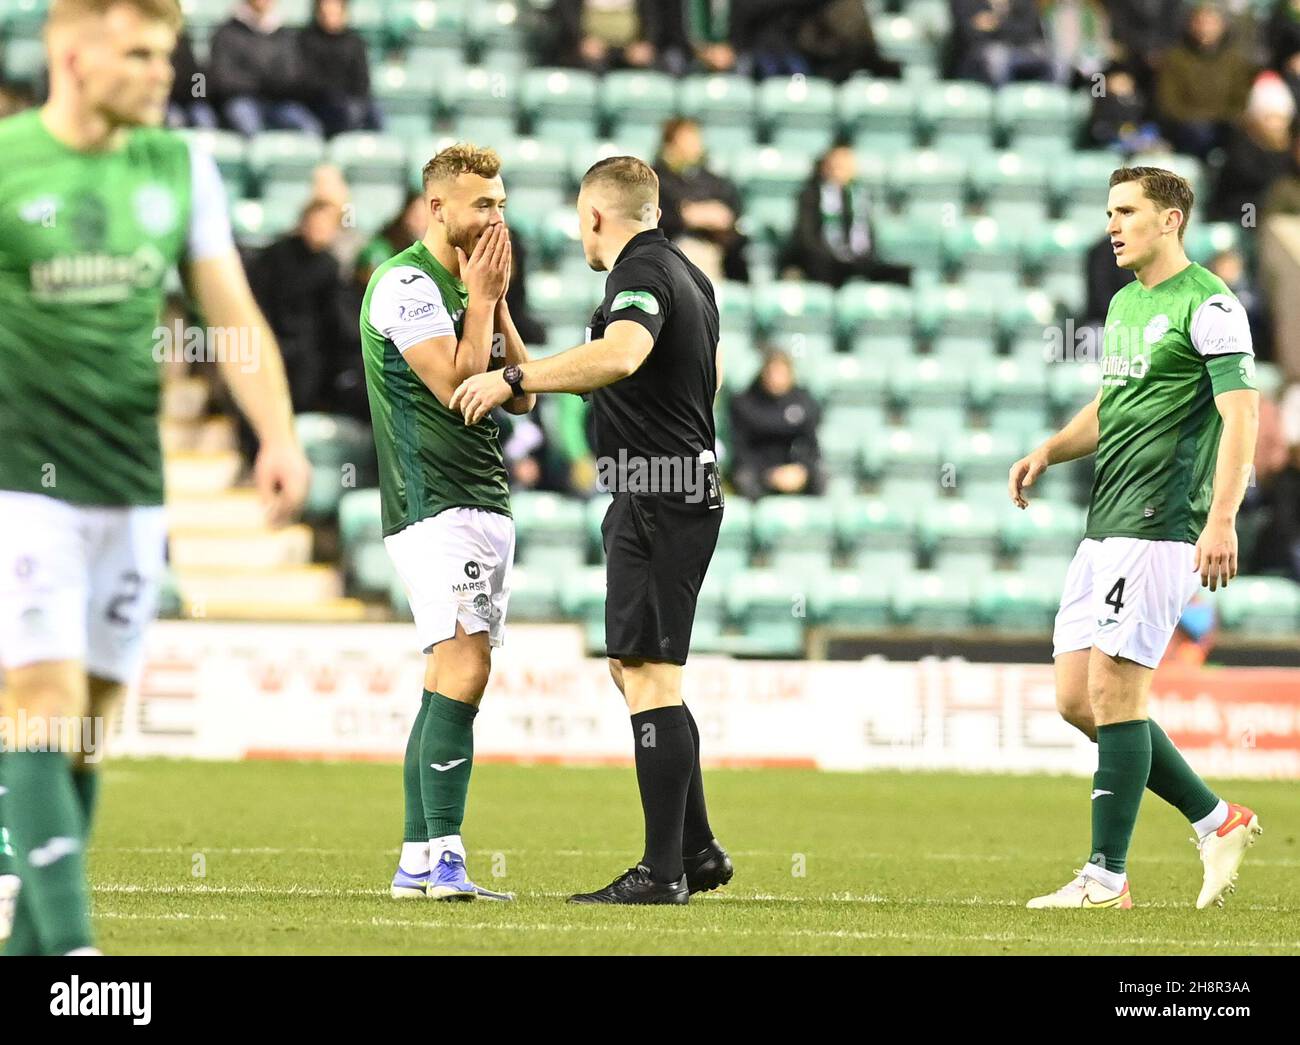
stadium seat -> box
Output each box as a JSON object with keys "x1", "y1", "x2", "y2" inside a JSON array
[
  {"x1": 889, "y1": 356, "x2": 971, "y2": 441},
  {"x1": 501, "y1": 564, "x2": 560, "y2": 621},
  {"x1": 724, "y1": 568, "x2": 808, "y2": 657},
  {"x1": 511, "y1": 489, "x2": 585, "y2": 552},
  {"x1": 350, "y1": 183, "x2": 410, "y2": 235},
  {"x1": 913, "y1": 284, "x2": 998, "y2": 358},
  {"x1": 387, "y1": 0, "x2": 469, "y2": 48},
  {"x1": 528, "y1": 271, "x2": 603, "y2": 326},
  {"x1": 338, "y1": 488, "x2": 383, "y2": 548},
  {"x1": 941, "y1": 217, "x2": 1025, "y2": 297},
  {"x1": 757, "y1": 75, "x2": 837, "y2": 156},
  {"x1": 327, "y1": 132, "x2": 407, "y2": 186},
  {"x1": 181, "y1": 129, "x2": 249, "y2": 198},
  {"x1": 969, "y1": 358, "x2": 1052, "y2": 441},
  {"x1": 1001, "y1": 499, "x2": 1086, "y2": 580},
  {"x1": 809, "y1": 571, "x2": 892, "y2": 629},
  {"x1": 917, "y1": 500, "x2": 1001, "y2": 578},
  {"x1": 296, "y1": 413, "x2": 378, "y2": 519},
  {"x1": 679, "y1": 74, "x2": 758, "y2": 153},
  {"x1": 836, "y1": 281, "x2": 915, "y2": 358},
  {"x1": 806, "y1": 352, "x2": 890, "y2": 407},
  {"x1": 997, "y1": 289, "x2": 1058, "y2": 348},
  {"x1": 492, "y1": 137, "x2": 569, "y2": 210},
  {"x1": 1048, "y1": 359, "x2": 1102, "y2": 417},
  {"x1": 438, "y1": 67, "x2": 520, "y2": 145},
  {"x1": 887, "y1": 149, "x2": 967, "y2": 223},
  {"x1": 974, "y1": 572, "x2": 1060, "y2": 632},
  {"x1": 1216, "y1": 577, "x2": 1300, "y2": 635},
  {"x1": 558, "y1": 565, "x2": 608, "y2": 650},
  {"x1": 968, "y1": 151, "x2": 1051, "y2": 226},
  {"x1": 520, "y1": 67, "x2": 599, "y2": 142},
  {"x1": 466, "y1": 0, "x2": 528, "y2": 51},
  {"x1": 1048, "y1": 150, "x2": 1122, "y2": 221},
  {"x1": 839, "y1": 76, "x2": 917, "y2": 156},
  {"x1": 715, "y1": 281, "x2": 754, "y2": 335},
  {"x1": 891, "y1": 571, "x2": 975, "y2": 630},
  {"x1": 752, "y1": 280, "x2": 836, "y2": 356},
  {"x1": 835, "y1": 497, "x2": 915, "y2": 578},
  {"x1": 247, "y1": 130, "x2": 325, "y2": 188},
  {"x1": 0, "y1": 34, "x2": 44, "y2": 88},
  {"x1": 995, "y1": 83, "x2": 1078, "y2": 155},
  {"x1": 947, "y1": 429, "x2": 1025, "y2": 504},
  {"x1": 1184, "y1": 222, "x2": 1241, "y2": 265},
  {"x1": 710, "y1": 497, "x2": 754, "y2": 581},
  {"x1": 601, "y1": 69, "x2": 679, "y2": 142},
  {"x1": 874, "y1": 13, "x2": 936, "y2": 69},
  {"x1": 872, "y1": 215, "x2": 944, "y2": 275},
  {"x1": 818, "y1": 413, "x2": 875, "y2": 479},
  {"x1": 864, "y1": 426, "x2": 942, "y2": 503},
  {"x1": 753, "y1": 496, "x2": 837, "y2": 575},
  {"x1": 917, "y1": 80, "x2": 994, "y2": 153},
  {"x1": 371, "y1": 63, "x2": 441, "y2": 140},
  {"x1": 342, "y1": 0, "x2": 388, "y2": 46},
  {"x1": 1024, "y1": 220, "x2": 1094, "y2": 287}
]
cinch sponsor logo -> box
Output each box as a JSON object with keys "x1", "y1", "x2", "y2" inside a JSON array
[
  {"x1": 398, "y1": 300, "x2": 436, "y2": 321},
  {"x1": 29, "y1": 246, "x2": 166, "y2": 303},
  {"x1": 50, "y1": 976, "x2": 152, "y2": 1025}
]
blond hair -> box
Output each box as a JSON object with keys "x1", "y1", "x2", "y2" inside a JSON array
[
  {"x1": 581, "y1": 155, "x2": 659, "y2": 223},
  {"x1": 1110, "y1": 166, "x2": 1194, "y2": 242},
  {"x1": 47, "y1": 0, "x2": 182, "y2": 30},
  {"x1": 421, "y1": 143, "x2": 502, "y2": 190}
]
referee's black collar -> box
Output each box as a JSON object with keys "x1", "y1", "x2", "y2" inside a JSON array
[{"x1": 613, "y1": 227, "x2": 666, "y2": 267}]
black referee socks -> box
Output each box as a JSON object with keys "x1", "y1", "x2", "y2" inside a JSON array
[
  {"x1": 630, "y1": 706, "x2": 694, "y2": 883},
  {"x1": 681, "y1": 704, "x2": 715, "y2": 854}
]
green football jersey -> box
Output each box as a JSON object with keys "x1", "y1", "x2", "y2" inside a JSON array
[
  {"x1": 1087, "y1": 261, "x2": 1256, "y2": 543},
  {"x1": 359, "y1": 240, "x2": 510, "y2": 537},
  {"x1": 0, "y1": 109, "x2": 199, "y2": 506}
]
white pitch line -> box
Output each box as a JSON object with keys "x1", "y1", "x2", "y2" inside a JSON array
[
  {"x1": 91, "y1": 908, "x2": 1300, "y2": 951},
  {"x1": 89, "y1": 882, "x2": 1300, "y2": 914}
]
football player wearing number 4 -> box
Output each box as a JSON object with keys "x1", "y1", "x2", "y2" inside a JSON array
[{"x1": 1008, "y1": 167, "x2": 1262, "y2": 911}]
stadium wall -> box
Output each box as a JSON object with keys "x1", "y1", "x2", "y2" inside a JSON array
[{"x1": 115, "y1": 623, "x2": 1300, "y2": 779}]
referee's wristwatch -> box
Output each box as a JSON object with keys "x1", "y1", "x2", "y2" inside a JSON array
[{"x1": 502, "y1": 364, "x2": 526, "y2": 398}]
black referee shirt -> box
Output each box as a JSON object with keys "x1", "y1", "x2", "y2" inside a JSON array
[{"x1": 587, "y1": 228, "x2": 720, "y2": 474}]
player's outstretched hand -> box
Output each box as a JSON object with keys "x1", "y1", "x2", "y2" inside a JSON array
[
  {"x1": 456, "y1": 224, "x2": 508, "y2": 303},
  {"x1": 254, "y1": 440, "x2": 311, "y2": 527},
  {"x1": 1007, "y1": 450, "x2": 1048, "y2": 509},
  {"x1": 449, "y1": 370, "x2": 511, "y2": 426},
  {"x1": 1193, "y1": 517, "x2": 1238, "y2": 591}
]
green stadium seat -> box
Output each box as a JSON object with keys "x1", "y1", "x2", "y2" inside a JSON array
[
  {"x1": 889, "y1": 356, "x2": 970, "y2": 441},
  {"x1": 511, "y1": 489, "x2": 585, "y2": 551},
  {"x1": 864, "y1": 427, "x2": 942, "y2": 503},
  {"x1": 918, "y1": 500, "x2": 1001, "y2": 578},
  {"x1": 917, "y1": 80, "x2": 994, "y2": 153},
  {"x1": 836, "y1": 281, "x2": 915, "y2": 358},
  {"x1": 806, "y1": 353, "x2": 890, "y2": 407},
  {"x1": 1216, "y1": 577, "x2": 1300, "y2": 635},
  {"x1": 969, "y1": 360, "x2": 1051, "y2": 443},
  {"x1": 350, "y1": 183, "x2": 409, "y2": 235},
  {"x1": 505, "y1": 565, "x2": 561, "y2": 621},
  {"x1": 690, "y1": 571, "x2": 729, "y2": 650},
  {"x1": 941, "y1": 218, "x2": 1025, "y2": 297},
  {"x1": 494, "y1": 137, "x2": 569, "y2": 193},
  {"x1": 1001, "y1": 499, "x2": 1085, "y2": 579},
  {"x1": 558, "y1": 566, "x2": 608, "y2": 650},
  {"x1": 372, "y1": 63, "x2": 441, "y2": 140},
  {"x1": 1048, "y1": 360, "x2": 1102, "y2": 415},
  {"x1": 724, "y1": 569, "x2": 808, "y2": 658},
  {"x1": 995, "y1": 83, "x2": 1078, "y2": 155},
  {"x1": 997, "y1": 289, "x2": 1059, "y2": 347},
  {"x1": 974, "y1": 572, "x2": 1060, "y2": 632},
  {"x1": 721, "y1": 341, "x2": 762, "y2": 392},
  {"x1": 1048, "y1": 150, "x2": 1122, "y2": 219},
  {"x1": 680, "y1": 74, "x2": 758, "y2": 153},
  {"x1": 327, "y1": 131, "x2": 407, "y2": 186},
  {"x1": 758, "y1": 75, "x2": 837, "y2": 156},
  {"x1": 296, "y1": 414, "x2": 378, "y2": 519},
  {"x1": 1184, "y1": 222, "x2": 1241, "y2": 265},
  {"x1": 520, "y1": 67, "x2": 599, "y2": 140},
  {"x1": 601, "y1": 69, "x2": 678, "y2": 139},
  {"x1": 438, "y1": 67, "x2": 519, "y2": 144},
  {"x1": 914, "y1": 284, "x2": 998, "y2": 358},
  {"x1": 947, "y1": 429, "x2": 1024, "y2": 504},
  {"x1": 809, "y1": 572, "x2": 893, "y2": 629},
  {"x1": 709, "y1": 497, "x2": 753, "y2": 581},
  {"x1": 968, "y1": 151, "x2": 1051, "y2": 225},
  {"x1": 1, "y1": 34, "x2": 44, "y2": 87},
  {"x1": 839, "y1": 76, "x2": 917, "y2": 156},
  {"x1": 730, "y1": 144, "x2": 810, "y2": 201},
  {"x1": 753, "y1": 280, "x2": 836, "y2": 353},
  {"x1": 351, "y1": 539, "x2": 395, "y2": 595},
  {"x1": 715, "y1": 281, "x2": 754, "y2": 334},
  {"x1": 387, "y1": 0, "x2": 469, "y2": 48},
  {"x1": 338, "y1": 488, "x2": 383, "y2": 548},
  {"x1": 892, "y1": 571, "x2": 974, "y2": 630},
  {"x1": 247, "y1": 131, "x2": 325, "y2": 188},
  {"x1": 818, "y1": 414, "x2": 872, "y2": 479},
  {"x1": 528, "y1": 271, "x2": 603, "y2": 326},
  {"x1": 342, "y1": 0, "x2": 388, "y2": 45},
  {"x1": 875, "y1": 13, "x2": 935, "y2": 68},
  {"x1": 886, "y1": 149, "x2": 967, "y2": 217},
  {"x1": 1024, "y1": 220, "x2": 1094, "y2": 286},
  {"x1": 873, "y1": 216, "x2": 944, "y2": 274},
  {"x1": 835, "y1": 497, "x2": 914, "y2": 578},
  {"x1": 753, "y1": 496, "x2": 837, "y2": 575},
  {"x1": 181, "y1": 129, "x2": 249, "y2": 198}
]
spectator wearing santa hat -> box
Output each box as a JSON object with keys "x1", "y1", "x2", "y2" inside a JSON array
[{"x1": 1210, "y1": 70, "x2": 1296, "y2": 222}]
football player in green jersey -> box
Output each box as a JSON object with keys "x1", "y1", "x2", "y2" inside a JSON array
[
  {"x1": 358, "y1": 143, "x2": 533, "y2": 900},
  {"x1": 1009, "y1": 167, "x2": 1263, "y2": 910},
  {"x1": 0, "y1": 0, "x2": 309, "y2": 954}
]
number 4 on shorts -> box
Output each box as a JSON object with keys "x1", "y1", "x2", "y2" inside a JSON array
[{"x1": 1104, "y1": 577, "x2": 1126, "y2": 614}]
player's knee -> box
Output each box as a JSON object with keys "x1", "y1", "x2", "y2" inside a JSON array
[
  {"x1": 607, "y1": 657, "x2": 625, "y2": 694},
  {"x1": 1057, "y1": 689, "x2": 1096, "y2": 739}
]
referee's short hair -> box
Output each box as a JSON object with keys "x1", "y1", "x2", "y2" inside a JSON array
[{"x1": 581, "y1": 156, "x2": 659, "y2": 224}]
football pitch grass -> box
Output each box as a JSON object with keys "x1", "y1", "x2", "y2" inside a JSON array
[{"x1": 90, "y1": 759, "x2": 1299, "y2": 955}]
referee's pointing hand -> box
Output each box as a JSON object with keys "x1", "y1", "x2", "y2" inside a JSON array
[{"x1": 450, "y1": 369, "x2": 511, "y2": 425}]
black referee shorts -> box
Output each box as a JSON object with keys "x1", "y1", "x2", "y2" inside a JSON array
[{"x1": 601, "y1": 492, "x2": 723, "y2": 666}]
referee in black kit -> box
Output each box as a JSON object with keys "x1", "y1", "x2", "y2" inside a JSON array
[{"x1": 450, "y1": 156, "x2": 732, "y2": 905}]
